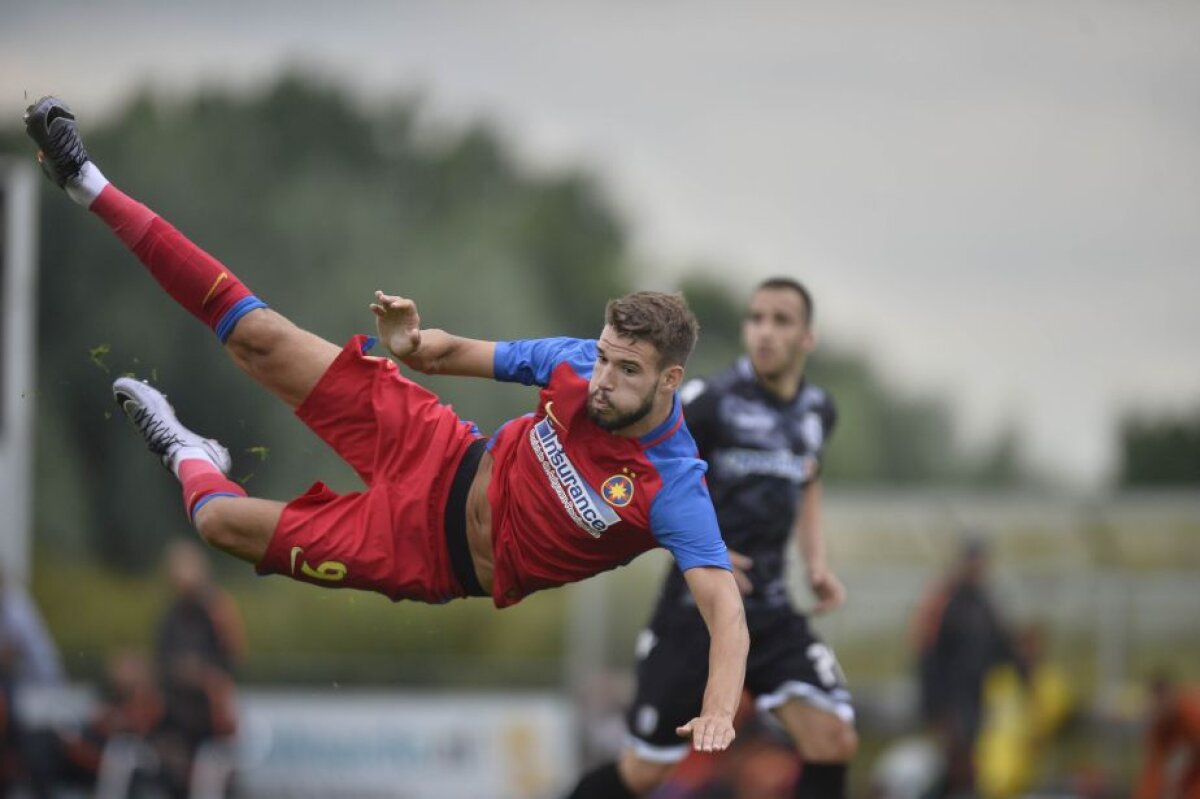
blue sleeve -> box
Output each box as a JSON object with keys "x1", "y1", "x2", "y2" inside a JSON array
[
  {"x1": 649, "y1": 463, "x2": 732, "y2": 572},
  {"x1": 493, "y1": 337, "x2": 596, "y2": 387}
]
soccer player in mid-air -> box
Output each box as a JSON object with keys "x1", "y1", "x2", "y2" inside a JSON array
[
  {"x1": 567, "y1": 278, "x2": 857, "y2": 798},
  {"x1": 24, "y1": 96, "x2": 749, "y2": 752}
]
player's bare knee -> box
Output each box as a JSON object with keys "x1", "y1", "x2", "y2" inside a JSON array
[
  {"x1": 617, "y1": 750, "x2": 674, "y2": 795},
  {"x1": 193, "y1": 500, "x2": 242, "y2": 555},
  {"x1": 795, "y1": 718, "x2": 857, "y2": 763},
  {"x1": 224, "y1": 308, "x2": 292, "y2": 369},
  {"x1": 832, "y1": 722, "x2": 859, "y2": 761}
]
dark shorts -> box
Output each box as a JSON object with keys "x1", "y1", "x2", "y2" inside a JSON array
[
  {"x1": 255, "y1": 335, "x2": 483, "y2": 603},
  {"x1": 625, "y1": 605, "x2": 854, "y2": 762}
]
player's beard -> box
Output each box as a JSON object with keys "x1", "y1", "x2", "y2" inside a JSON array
[
  {"x1": 751, "y1": 340, "x2": 804, "y2": 383},
  {"x1": 587, "y1": 387, "x2": 657, "y2": 432}
]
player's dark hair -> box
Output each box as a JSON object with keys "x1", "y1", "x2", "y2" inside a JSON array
[
  {"x1": 756, "y1": 276, "x2": 814, "y2": 324},
  {"x1": 605, "y1": 291, "x2": 699, "y2": 368}
]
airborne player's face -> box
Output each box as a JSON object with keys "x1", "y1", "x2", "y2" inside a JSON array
[
  {"x1": 587, "y1": 326, "x2": 680, "y2": 436},
  {"x1": 742, "y1": 287, "x2": 814, "y2": 382}
]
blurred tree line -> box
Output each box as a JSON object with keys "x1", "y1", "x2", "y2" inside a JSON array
[
  {"x1": 1119, "y1": 409, "x2": 1200, "y2": 486},
  {"x1": 2, "y1": 76, "x2": 1027, "y2": 574}
]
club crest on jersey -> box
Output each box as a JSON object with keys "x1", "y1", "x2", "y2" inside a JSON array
[
  {"x1": 531, "y1": 418, "x2": 621, "y2": 537},
  {"x1": 601, "y1": 474, "x2": 635, "y2": 507}
]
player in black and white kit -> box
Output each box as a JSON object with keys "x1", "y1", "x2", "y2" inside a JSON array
[{"x1": 567, "y1": 278, "x2": 857, "y2": 799}]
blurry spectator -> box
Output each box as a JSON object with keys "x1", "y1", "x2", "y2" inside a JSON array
[
  {"x1": 1135, "y1": 673, "x2": 1200, "y2": 799},
  {"x1": 909, "y1": 538, "x2": 1024, "y2": 797},
  {"x1": 0, "y1": 572, "x2": 64, "y2": 686},
  {"x1": 152, "y1": 540, "x2": 245, "y2": 797},
  {"x1": 0, "y1": 568, "x2": 64, "y2": 793},
  {"x1": 44, "y1": 650, "x2": 163, "y2": 791}
]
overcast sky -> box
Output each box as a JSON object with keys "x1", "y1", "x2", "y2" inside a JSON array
[{"x1": 5, "y1": 0, "x2": 1198, "y2": 488}]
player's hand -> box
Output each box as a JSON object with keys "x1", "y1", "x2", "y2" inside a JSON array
[
  {"x1": 370, "y1": 290, "x2": 421, "y2": 359},
  {"x1": 400, "y1": 328, "x2": 455, "y2": 374},
  {"x1": 807, "y1": 564, "x2": 846, "y2": 615},
  {"x1": 676, "y1": 713, "x2": 736, "y2": 752},
  {"x1": 728, "y1": 549, "x2": 754, "y2": 595}
]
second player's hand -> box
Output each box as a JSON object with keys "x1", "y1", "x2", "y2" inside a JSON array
[
  {"x1": 676, "y1": 713, "x2": 736, "y2": 752},
  {"x1": 808, "y1": 564, "x2": 846, "y2": 615},
  {"x1": 728, "y1": 549, "x2": 754, "y2": 595},
  {"x1": 370, "y1": 290, "x2": 421, "y2": 359}
]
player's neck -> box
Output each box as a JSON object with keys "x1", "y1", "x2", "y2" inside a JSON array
[
  {"x1": 613, "y1": 396, "x2": 673, "y2": 439},
  {"x1": 756, "y1": 362, "x2": 805, "y2": 402}
]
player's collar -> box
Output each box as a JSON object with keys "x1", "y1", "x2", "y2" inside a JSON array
[
  {"x1": 739, "y1": 356, "x2": 806, "y2": 406},
  {"x1": 639, "y1": 393, "x2": 683, "y2": 449}
]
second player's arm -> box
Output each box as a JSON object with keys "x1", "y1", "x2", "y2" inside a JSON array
[
  {"x1": 676, "y1": 566, "x2": 749, "y2": 752},
  {"x1": 796, "y1": 479, "x2": 846, "y2": 614}
]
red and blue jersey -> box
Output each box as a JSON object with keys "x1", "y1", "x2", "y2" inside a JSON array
[{"x1": 486, "y1": 337, "x2": 732, "y2": 607}]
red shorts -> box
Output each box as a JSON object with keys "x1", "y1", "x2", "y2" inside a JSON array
[{"x1": 255, "y1": 335, "x2": 483, "y2": 603}]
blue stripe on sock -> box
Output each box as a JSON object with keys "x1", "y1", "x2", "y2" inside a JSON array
[
  {"x1": 216, "y1": 296, "x2": 268, "y2": 343},
  {"x1": 190, "y1": 491, "x2": 241, "y2": 520}
]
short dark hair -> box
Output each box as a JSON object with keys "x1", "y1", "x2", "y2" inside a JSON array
[
  {"x1": 605, "y1": 291, "x2": 699, "y2": 368},
  {"x1": 755, "y1": 277, "x2": 814, "y2": 324}
]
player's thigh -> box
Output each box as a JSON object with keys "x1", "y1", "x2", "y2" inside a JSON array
[
  {"x1": 773, "y1": 698, "x2": 858, "y2": 762},
  {"x1": 747, "y1": 611, "x2": 857, "y2": 761},
  {"x1": 223, "y1": 308, "x2": 340, "y2": 409},
  {"x1": 292, "y1": 334, "x2": 480, "y2": 486},
  {"x1": 255, "y1": 480, "x2": 467, "y2": 602},
  {"x1": 625, "y1": 616, "x2": 710, "y2": 766}
]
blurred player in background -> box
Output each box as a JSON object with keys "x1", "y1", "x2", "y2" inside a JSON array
[
  {"x1": 24, "y1": 96, "x2": 748, "y2": 753},
  {"x1": 910, "y1": 539, "x2": 1026, "y2": 797},
  {"x1": 153, "y1": 540, "x2": 244, "y2": 797},
  {"x1": 0, "y1": 568, "x2": 64, "y2": 793},
  {"x1": 1136, "y1": 673, "x2": 1200, "y2": 799},
  {"x1": 567, "y1": 278, "x2": 857, "y2": 799}
]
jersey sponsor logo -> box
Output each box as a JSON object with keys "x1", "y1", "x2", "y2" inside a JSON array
[
  {"x1": 290, "y1": 546, "x2": 348, "y2": 582},
  {"x1": 713, "y1": 447, "x2": 813, "y2": 483},
  {"x1": 731, "y1": 409, "x2": 776, "y2": 433},
  {"x1": 530, "y1": 418, "x2": 621, "y2": 537},
  {"x1": 601, "y1": 473, "x2": 635, "y2": 507}
]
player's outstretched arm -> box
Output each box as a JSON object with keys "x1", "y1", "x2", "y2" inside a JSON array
[
  {"x1": 676, "y1": 566, "x2": 748, "y2": 752},
  {"x1": 370, "y1": 291, "x2": 496, "y2": 378}
]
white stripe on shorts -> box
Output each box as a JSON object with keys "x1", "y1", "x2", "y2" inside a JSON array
[
  {"x1": 755, "y1": 681, "x2": 856, "y2": 723},
  {"x1": 625, "y1": 734, "x2": 691, "y2": 764}
]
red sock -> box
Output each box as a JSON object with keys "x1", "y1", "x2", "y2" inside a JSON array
[
  {"x1": 90, "y1": 184, "x2": 267, "y2": 342},
  {"x1": 179, "y1": 459, "x2": 247, "y2": 520}
]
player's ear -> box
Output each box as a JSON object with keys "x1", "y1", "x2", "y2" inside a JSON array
[
  {"x1": 803, "y1": 327, "x2": 817, "y2": 353},
  {"x1": 661, "y1": 364, "x2": 685, "y2": 393}
]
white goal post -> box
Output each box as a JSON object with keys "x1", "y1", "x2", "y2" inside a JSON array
[{"x1": 0, "y1": 159, "x2": 38, "y2": 583}]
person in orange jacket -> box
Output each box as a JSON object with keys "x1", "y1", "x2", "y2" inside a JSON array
[{"x1": 1136, "y1": 674, "x2": 1200, "y2": 799}]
